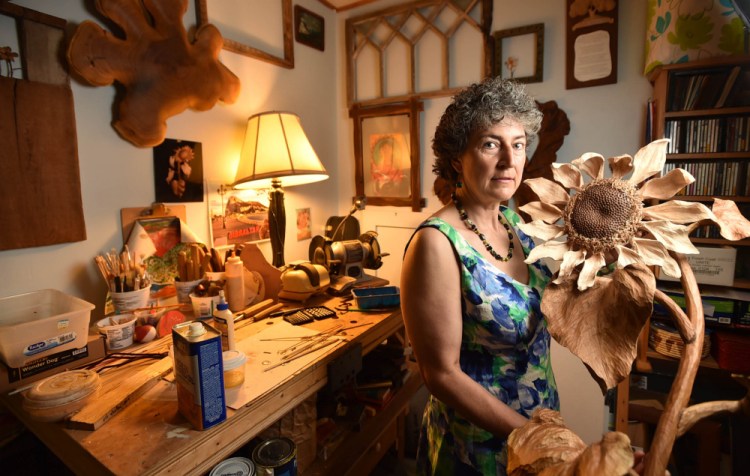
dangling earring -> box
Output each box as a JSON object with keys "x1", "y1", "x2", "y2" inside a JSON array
[{"x1": 455, "y1": 180, "x2": 463, "y2": 189}]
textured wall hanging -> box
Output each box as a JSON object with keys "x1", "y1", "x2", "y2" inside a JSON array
[{"x1": 67, "y1": 0, "x2": 241, "y2": 147}]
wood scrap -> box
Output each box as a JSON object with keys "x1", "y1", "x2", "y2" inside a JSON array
[{"x1": 68, "y1": 358, "x2": 172, "y2": 430}]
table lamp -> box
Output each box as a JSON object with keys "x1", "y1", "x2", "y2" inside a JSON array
[{"x1": 232, "y1": 111, "x2": 328, "y2": 268}]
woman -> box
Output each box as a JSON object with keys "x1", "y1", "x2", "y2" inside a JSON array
[{"x1": 401, "y1": 77, "x2": 559, "y2": 475}]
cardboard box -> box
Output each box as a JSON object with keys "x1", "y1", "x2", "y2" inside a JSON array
[
  {"x1": 0, "y1": 333, "x2": 106, "y2": 393},
  {"x1": 659, "y1": 246, "x2": 737, "y2": 286}
]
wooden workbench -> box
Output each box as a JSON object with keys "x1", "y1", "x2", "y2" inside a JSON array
[{"x1": 1, "y1": 296, "x2": 420, "y2": 475}]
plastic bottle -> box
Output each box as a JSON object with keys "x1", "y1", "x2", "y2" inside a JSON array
[
  {"x1": 213, "y1": 291, "x2": 236, "y2": 351},
  {"x1": 224, "y1": 255, "x2": 245, "y2": 313}
]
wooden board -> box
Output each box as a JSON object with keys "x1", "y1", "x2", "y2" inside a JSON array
[
  {"x1": 0, "y1": 5, "x2": 85, "y2": 251},
  {"x1": 68, "y1": 358, "x2": 173, "y2": 430}
]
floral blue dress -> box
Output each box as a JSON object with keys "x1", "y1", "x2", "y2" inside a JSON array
[{"x1": 409, "y1": 206, "x2": 559, "y2": 476}]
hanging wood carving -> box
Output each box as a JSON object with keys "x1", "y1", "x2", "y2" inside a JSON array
[{"x1": 67, "y1": 0, "x2": 241, "y2": 148}]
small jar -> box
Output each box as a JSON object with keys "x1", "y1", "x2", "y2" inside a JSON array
[{"x1": 222, "y1": 350, "x2": 247, "y2": 389}]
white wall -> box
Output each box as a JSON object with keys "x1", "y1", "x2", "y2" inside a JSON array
[
  {"x1": 0, "y1": 0, "x2": 339, "y2": 317},
  {"x1": 335, "y1": 0, "x2": 652, "y2": 444},
  {"x1": 1, "y1": 0, "x2": 652, "y2": 446}
]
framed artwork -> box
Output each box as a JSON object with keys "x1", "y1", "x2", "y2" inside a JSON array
[
  {"x1": 565, "y1": 0, "x2": 618, "y2": 89},
  {"x1": 208, "y1": 186, "x2": 270, "y2": 248},
  {"x1": 153, "y1": 139, "x2": 204, "y2": 203},
  {"x1": 493, "y1": 23, "x2": 544, "y2": 83},
  {"x1": 196, "y1": 0, "x2": 294, "y2": 69},
  {"x1": 350, "y1": 100, "x2": 425, "y2": 211},
  {"x1": 294, "y1": 5, "x2": 324, "y2": 51}
]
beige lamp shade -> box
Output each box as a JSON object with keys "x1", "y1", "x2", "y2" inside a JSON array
[{"x1": 233, "y1": 111, "x2": 328, "y2": 189}]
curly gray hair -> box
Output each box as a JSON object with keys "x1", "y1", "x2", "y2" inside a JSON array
[{"x1": 432, "y1": 77, "x2": 543, "y2": 184}]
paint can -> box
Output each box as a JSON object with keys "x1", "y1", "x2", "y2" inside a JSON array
[
  {"x1": 209, "y1": 457, "x2": 255, "y2": 476},
  {"x1": 172, "y1": 321, "x2": 226, "y2": 430},
  {"x1": 252, "y1": 437, "x2": 297, "y2": 476}
]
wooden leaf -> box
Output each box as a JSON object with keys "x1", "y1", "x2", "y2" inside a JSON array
[
  {"x1": 712, "y1": 198, "x2": 750, "y2": 241},
  {"x1": 541, "y1": 263, "x2": 655, "y2": 393},
  {"x1": 508, "y1": 409, "x2": 635, "y2": 476}
]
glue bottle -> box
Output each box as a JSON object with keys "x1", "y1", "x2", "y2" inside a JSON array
[
  {"x1": 225, "y1": 255, "x2": 245, "y2": 313},
  {"x1": 214, "y1": 291, "x2": 236, "y2": 351}
]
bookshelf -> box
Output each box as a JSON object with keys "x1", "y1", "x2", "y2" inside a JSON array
[{"x1": 650, "y1": 55, "x2": 750, "y2": 290}]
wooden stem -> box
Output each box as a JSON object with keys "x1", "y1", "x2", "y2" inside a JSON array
[
  {"x1": 644, "y1": 253, "x2": 704, "y2": 476},
  {"x1": 652, "y1": 288, "x2": 695, "y2": 343}
]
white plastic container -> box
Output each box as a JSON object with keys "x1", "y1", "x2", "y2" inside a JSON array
[
  {"x1": 225, "y1": 256, "x2": 245, "y2": 312},
  {"x1": 0, "y1": 289, "x2": 95, "y2": 368},
  {"x1": 96, "y1": 314, "x2": 137, "y2": 350}
]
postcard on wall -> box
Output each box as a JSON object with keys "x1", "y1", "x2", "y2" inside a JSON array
[
  {"x1": 297, "y1": 208, "x2": 311, "y2": 241},
  {"x1": 153, "y1": 138, "x2": 205, "y2": 203},
  {"x1": 209, "y1": 187, "x2": 270, "y2": 248}
]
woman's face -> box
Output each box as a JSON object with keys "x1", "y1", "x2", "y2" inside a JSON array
[{"x1": 454, "y1": 118, "x2": 527, "y2": 203}]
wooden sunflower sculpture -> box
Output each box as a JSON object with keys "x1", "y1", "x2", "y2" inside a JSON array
[{"x1": 510, "y1": 139, "x2": 750, "y2": 476}]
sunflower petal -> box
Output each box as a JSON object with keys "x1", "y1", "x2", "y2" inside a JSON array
[
  {"x1": 542, "y1": 263, "x2": 655, "y2": 392},
  {"x1": 642, "y1": 200, "x2": 717, "y2": 224},
  {"x1": 522, "y1": 177, "x2": 570, "y2": 206},
  {"x1": 615, "y1": 245, "x2": 642, "y2": 269},
  {"x1": 525, "y1": 240, "x2": 569, "y2": 264},
  {"x1": 712, "y1": 198, "x2": 750, "y2": 241},
  {"x1": 639, "y1": 168, "x2": 694, "y2": 200},
  {"x1": 633, "y1": 238, "x2": 681, "y2": 277},
  {"x1": 577, "y1": 253, "x2": 606, "y2": 291},
  {"x1": 628, "y1": 139, "x2": 669, "y2": 185},
  {"x1": 518, "y1": 201, "x2": 563, "y2": 224},
  {"x1": 608, "y1": 154, "x2": 633, "y2": 179},
  {"x1": 517, "y1": 220, "x2": 565, "y2": 241},
  {"x1": 640, "y1": 220, "x2": 699, "y2": 254},
  {"x1": 554, "y1": 249, "x2": 587, "y2": 282},
  {"x1": 552, "y1": 163, "x2": 584, "y2": 190},
  {"x1": 572, "y1": 153, "x2": 605, "y2": 180}
]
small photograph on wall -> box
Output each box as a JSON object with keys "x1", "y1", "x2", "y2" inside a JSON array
[
  {"x1": 209, "y1": 187, "x2": 270, "y2": 248},
  {"x1": 297, "y1": 208, "x2": 312, "y2": 241},
  {"x1": 153, "y1": 139, "x2": 204, "y2": 202}
]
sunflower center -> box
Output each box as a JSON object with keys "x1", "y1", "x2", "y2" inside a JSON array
[{"x1": 564, "y1": 178, "x2": 642, "y2": 254}]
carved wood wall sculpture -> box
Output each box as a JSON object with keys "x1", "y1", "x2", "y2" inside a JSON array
[
  {"x1": 345, "y1": 0, "x2": 493, "y2": 107},
  {"x1": 67, "y1": 0, "x2": 241, "y2": 148}
]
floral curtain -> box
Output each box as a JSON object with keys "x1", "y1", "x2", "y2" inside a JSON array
[{"x1": 645, "y1": 0, "x2": 747, "y2": 75}]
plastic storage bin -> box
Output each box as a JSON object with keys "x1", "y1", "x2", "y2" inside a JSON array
[
  {"x1": 0, "y1": 289, "x2": 95, "y2": 368},
  {"x1": 352, "y1": 286, "x2": 400, "y2": 309}
]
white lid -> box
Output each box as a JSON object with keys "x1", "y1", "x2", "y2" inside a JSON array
[
  {"x1": 209, "y1": 457, "x2": 254, "y2": 476},
  {"x1": 222, "y1": 350, "x2": 247, "y2": 370},
  {"x1": 188, "y1": 322, "x2": 206, "y2": 337}
]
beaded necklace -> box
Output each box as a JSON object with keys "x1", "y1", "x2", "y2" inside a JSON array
[{"x1": 451, "y1": 192, "x2": 514, "y2": 262}]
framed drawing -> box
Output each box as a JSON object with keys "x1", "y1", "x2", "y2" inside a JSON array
[
  {"x1": 294, "y1": 5, "x2": 324, "y2": 51},
  {"x1": 493, "y1": 23, "x2": 544, "y2": 83},
  {"x1": 565, "y1": 0, "x2": 618, "y2": 89},
  {"x1": 196, "y1": 0, "x2": 294, "y2": 69},
  {"x1": 350, "y1": 100, "x2": 425, "y2": 211},
  {"x1": 208, "y1": 186, "x2": 270, "y2": 248}
]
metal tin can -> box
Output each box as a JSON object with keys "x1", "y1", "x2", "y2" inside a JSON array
[
  {"x1": 209, "y1": 457, "x2": 255, "y2": 476},
  {"x1": 252, "y1": 437, "x2": 297, "y2": 476},
  {"x1": 172, "y1": 321, "x2": 226, "y2": 430}
]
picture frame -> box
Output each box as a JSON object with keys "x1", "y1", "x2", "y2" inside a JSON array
[
  {"x1": 565, "y1": 0, "x2": 618, "y2": 89},
  {"x1": 196, "y1": 0, "x2": 294, "y2": 69},
  {"x1": 493, "y1": 23, "x2": 544, "y2": 83},
  {"x1": 294, "y1": 5, "x2": 324, "y2": 51},
  {"x1": 350, "y1": 100, "x2": 425, "y2": 211}
]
